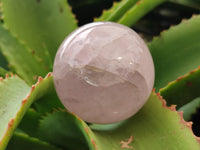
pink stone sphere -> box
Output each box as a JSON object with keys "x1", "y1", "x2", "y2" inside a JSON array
[{"x1": 53, "y1": 22, "x2": 155, "y2": 124}]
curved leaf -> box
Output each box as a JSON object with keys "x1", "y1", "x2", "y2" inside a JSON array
[
  {"x1": 89, "y1": 92, "x2": 200, "y2": 150},
  {"x1": 32, "y1": 78, "x2": 64, "y2": 114},
  {"x1": 160, "y1": 67, "x2": 200, "y2": 108},
  {"x1": 2, "y1": 0, "x2": 77, "y2": 64},
  {"x1": 95, "y1": 0, "x2": 139, "y2": 22},
  {"x1": 38, "y1": 92, "x2": 200, "y2": 150},
  {"x1": 0, "y1": 24, "x2": 48, "y2": 84},
  {"x1": 95, "y1": 0, "x2": 167, "y2": 27},
  {"x1": 148, "y1": 14, "x2": 200, "y2": 90},
  {"x1": 18, "y1": 109, "x2": 42, "y2": 137},
  {"x1": 118, "y1": 0, "x2": 167, "y2": 27},
  {"x1": 0, "y1": 73, "x2": 54, "y2": 150},
  {"x1": 179, "y1": 97, "x2": 200, "y2": 121},
  {"x1": 0, "y1": 75, "x2": 31, "y2": 150},
  {"x1": 38, "y1": 110, "x2": 96, "y2": 150},
  {"x1": 6, "y1": 132, "x2": 62, "y2": 150},
  {"x1": 160, "y1": 67, "x2": 200, "y2": 122}
]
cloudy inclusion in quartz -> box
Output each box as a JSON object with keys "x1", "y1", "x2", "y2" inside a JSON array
[{"x1": 53, "y1": 22, "x2": 155, "y2": 124}]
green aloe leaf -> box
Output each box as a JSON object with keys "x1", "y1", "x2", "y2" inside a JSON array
[
  {"x1": 95, "y1": 0, "x2": 139, "y2": 22},
  {"x1": 95, "y1": 0, "x2": 167, "y2": 27},
  {"x1": 2, "y1": 0, "x2": 77, "y2": 65},
  {"x1": 38, "y1": 110, "x2": 94, "y2": 150},
  {"x1": 6, "y1": 132, "x2": 62, "y2": 150},
  {"x1": 0, "y1": 24, "x2": 49, "y2": 84},
  {"x1": 179, "y1": 97, "x2": 200, "y2": 121},
  {"x1": 160, "y1": 67, "x2": 200, "y2": 108},
  {"x1": 0, "y1": 73, "x2": 54, "y2": 150},
  {"x1": 90, "y1": 92, "x2": 200, "y2": 150},
  {"x1": 0, "y1": 75, "x2": 31, "y2": 150},
  {"x1": 160, "y1": 67, "x2": 200, "y2": 121},
  {"x1": 18, "y1": 109, "x2": 42, "y2": 137},
  {"x1": 32, "y1": 78, "x2": 64, "y2": 114},
  {"x1": 118, "y1": 0, "x2": 168, "y2": 27},
  {"x1": 148, "y1": 14, "x2": 200, "y2": 90},
  {"x1": 38, "y1": 92, "x2": 200, "y2": 150}
]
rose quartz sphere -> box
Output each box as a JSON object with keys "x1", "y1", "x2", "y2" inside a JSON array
[{"x1": 53, "y1": 22, "x2": 154, "y2": 124}]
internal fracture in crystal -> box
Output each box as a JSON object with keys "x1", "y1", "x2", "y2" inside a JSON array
[{"x1": 53, "y1": 22, "x2": 155, "y2": 124}]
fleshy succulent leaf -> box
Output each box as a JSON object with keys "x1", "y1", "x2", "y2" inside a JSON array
[
  {"x1": 89, "y1": 92, "x2": 200, "y2": 150},
  {"x1": 95, "y1": 0, "x2": 139, "y2": 22},
  {"x1": 2, "y1": 0, "x2": 77, "y2": 64},
  {"x1": 6, "y1": 132, "x2": 62, "y2": 150},
  {"x1": 1, "y1": 1, "x2": 200, "y2": 149},
  {"x1": 0, "y1": 24, "x2": 49, "y2": 84},
  {"x1": 95, "y1": 0, "x2": 167, "y2": 27},
  {"x1": 18, "y1": 109, "x2": 42, "y2": 137},
  {"x1": 160, "y1": 67, "x2": 200, "y2": 121},
  {"x1": 118, "y1": 0, "x2": 168, "y2": 27},
  {"x1": 38, "y1": 92, "x2": 200, "y2": 150},
  {"x1": 32, "y1": 76, "x2": 64, "y2": 114},
  {"x1": 0, "y1": 73, "x2": 56, "y2": 150},
  {"x1": 160, "y1": 67, "x2": 200, "y2": 108},
  {"x1": 179, "y1": 97, "x2": 200, "y2": 121},
  {"x1": 0, "y1": 75, "x2": 31, "y2": 150},
  {"x1": 149, "y1": 14, "x2": 200, "y2": 90},
  {"x1": 38, "y1": 110, "x2": 95, "y2": 150}
]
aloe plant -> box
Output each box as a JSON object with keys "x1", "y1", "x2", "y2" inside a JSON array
[{"x1": 0, "y1": 0, "x2": 200, "y2": 149}]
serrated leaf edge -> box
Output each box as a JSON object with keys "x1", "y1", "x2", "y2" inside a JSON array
[
  {"x1": 159, "y1": 66, "x2": 200, "y2": 93},
  {"x1": 0, "y1": 1, "x2": 52, "y2": 70},
  {"x1": 150, "y1": 14, "x2": 199, "y2": 44},
  {"x1": 0, "y1": 23, "x2": 49, "y2": 71},
  {"x1": 155, "y1": 90, "x2": 200, "y2": 143},
  {"x1": 0, "y1": 72, "x2": 52, "y2": 150},
  {"x1": 38, "y1": 108, "x2": 97, "y2": 150}
]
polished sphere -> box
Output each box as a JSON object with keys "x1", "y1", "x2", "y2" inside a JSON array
[{"x1": 53, "y1": 22, "x2": 155, "y2": 124}]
